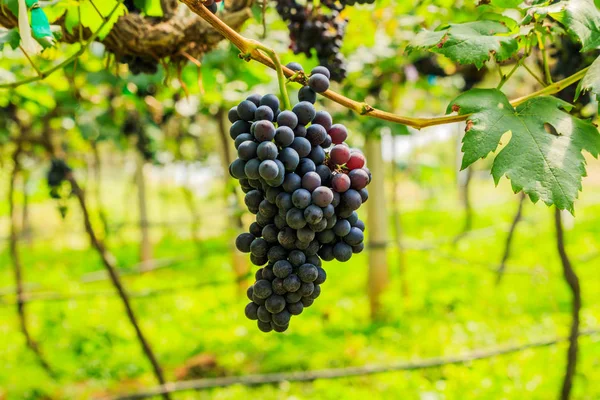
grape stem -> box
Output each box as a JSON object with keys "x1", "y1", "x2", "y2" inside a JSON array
[
  {"x1": 181, "y1": 0, "x2": 591, "y2": 129},
  {"x1": 248, "y1": 40, "x2": 292, "y2": 110}
]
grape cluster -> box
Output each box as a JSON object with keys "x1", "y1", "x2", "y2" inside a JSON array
[
  {"x1": 228, "y1": 65, "x2": 370, "y2": 332},
  {"x1": 47, "y1": 159, "x2": 72, "y2": 199},
  {"x1": 275, "y1": 1, "x2": 348, "y2": 82}
]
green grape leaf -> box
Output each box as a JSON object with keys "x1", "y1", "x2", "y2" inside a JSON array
[
  {"x1": 0, "y1": 27, "x2": 20, "y2": 50},
  {"x1": 527, "y1": 0, "x2": 600, "y2": 52},
  {"x1": 448, "y1": 89, "x2": 600, "y2": 212},
  {"x1": 406, "y1": 21, "x2": 519, "y2": 69},
  {"x1": 65, "y1": 0, "x2": 126, "y2": 40},
  {"x1": 575, "y1": 56, "x2": 600, "y2": 101}
]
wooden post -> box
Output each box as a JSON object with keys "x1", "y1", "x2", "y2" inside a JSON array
[
  {"x1": 136, "y1": 152, "x2": 153, "y2": 270},
  {"x1": 365, "y1": 136, "x2": 389, "y2": 320}
]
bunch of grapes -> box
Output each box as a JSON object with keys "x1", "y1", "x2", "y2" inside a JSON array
[
  {"x1": 275, "y1": 1, "x2": 348, "y2": 82},
  {"x1": 228, "y1": 65, "x2": 370, "y2": 332}
]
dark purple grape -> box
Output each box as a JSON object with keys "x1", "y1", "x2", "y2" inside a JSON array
[
  {"x1": 328, "y1": 124, "x2": 348, "y2": 144},
  {"x1": 246, "y1": 93, "x2": 261, "y2": 106},
  {"x1": 235, "y1": 133, "x2": 254, "y2": 149},
  {"x1": 230, "y1": 120, "x2": 251, "y2": 140},
  {"x1": 254, "y1": 120, "x2": 276, "y2": 142},
  {"x1": 312, "y1": 186, "x2": 333, "y2": 207},
  {"x1": 285, "y1": 207, "x2": 306, "y2": 230},
  {"x1": 228, "y1": 106, "x2": 240, "y2": 123},
  {"x1": 238, "y1": 141, "x2": 258, "y2": 161},
  {"x1": 298, "y1": 86, "x2": 317, "y2": 104},
  {"x1": 304, "y1": 204, "x2": 323, "y2": 225},
  {"x1": 298, "y1": 281, "x2": 315, "y2": 296},
  {"x1": 245, "y1": 302, "x2": 259, "y2": 320},
  {"x1": 333, "y1": 219, "x2": 351, "y2": 237},
  {"x1": 308, "y1": 73, "x2": 330, "y2": 93},
  {"x1": 273, "y1": 260, "x2": 293, "y2": 278},
  {"x1": 236, "y1": 233, "x2": 255, "y2": 253},
  {"x1": 331, "y1": 173, "x2": 351, "y2": 193},
  {"x1": 283, "y1": 173, "x2": 302, "y2": 193},
  {"x1": 260, "y1": 94, "x2": 280, "y2": 113},
  {"x1": 286, "y1": 62, "x2": 304, "y2": 71},
  {"x1": 316, "y1": 229, "x2": 335, "y2": 244},
  {"x1": 290, "y1": 137, "x2": 312, "y2": 158},
  {"x1": 257, "y1": 141, "x2": 279, "y2": 161},
  {"x1": 297, "y1": 158, "x2": 317, "y2": 176},
  {"x1": 230, "y1": 159, "x2": 247, "y2": 179},
  {"x1": 292, "y1": 101, "x2": 316, "y2": 125},
  {"x1": 255, "y1": 105, "x2": 274, "y2": 121},
  {"x1": 297, "y1": 227, "x2": 316, "y2": 243},
  {"x1": 253, "y1": 279, "x2": 273, "y2": 299},
  {"x1": 311, "y1": 66, "x2": 331, "y2": 79},
  {"x1": 287, "y1": 301, "x2": 304, "y2": 315},
  {"x1": 301, "y1": 171, "x2": 321, "y2": 192},
  {"x1": 265, "y1": 295, "x2": 286, "y2": 313},
  {"x1": 257, "y1": 305, "x2": 272, "y2": 322},
  {"x1": 275, "y1": 126, "x2": 295, "y2": 147},
  {"x1": 267, "y1": 245, "x2": 288, "y2": 263},
  {"x1": 344, "y1": 227, "x2": 364, "y2": 246},
  {"x1": 283, "y1": 274, "x2": 301, "y2": 292},
  {"x1": 277, "y1": 110, "x2": 299, "y2": 128},
  {"x1": 306, "y1": 124, "x2": 327, "y2": 146},
  {"x1": 333, "y1": 242, "x2": 352, "y2": 262},
  {"x1": 341, "y1": 189, "x2": 362, "y2": 210},
  {"x1": 272, "y1": 310, "x2": 291, "y2": 327},
  {"x1": 257, "y1": 320, "x2": 273, "y2": 332},
  {"x1": 259, "y1": 160, "x2": 279, "y2": 180},
  {"x1": 289, "y1": 249, "x2": 306, "y2": 267},
  {"x1": 308, "y1": 146, "x2": 326, "y2": 165},
  {"x1": 292, "y1": 189, "x2": 312, "y2": 209},
  {"x1": 237, "y1": 100, "x2": 257, "y2": 121}
]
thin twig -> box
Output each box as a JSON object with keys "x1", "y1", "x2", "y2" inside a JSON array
[
  {"x1": 8, "y1": 144, "x2": 57, "y2": 378},
  {"x1": 522, "y1": 63, "x2": 548, "y2": 88},
  {"x1": 453, "y1": 166, "x2": 473, "y2": 244},
  {"x1": 19, "y1": 46, "x2": 43, "y2": 77},
  {"x1": 179, "y1": 0, "x2": 589, "y2": 129},
  {"x1": 0, "y1": 1, "x2": 122, "y2": 89},
  {"x1": 496, "y1": 193, "x2": 526, "y2": 285},
  {"x1": 249, "y1": 41, "x2": 291, "y2": 110},
  {"x1": 554, "y1": 208, "x2": 581, "y2": 400},
  {"x1": 107, "y1": 330, "x2": 600, "y2": 400}
]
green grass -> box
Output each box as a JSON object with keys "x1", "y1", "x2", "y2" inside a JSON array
[{"x1": 0, "y1": 161, "x2": 599, "y2": 400}]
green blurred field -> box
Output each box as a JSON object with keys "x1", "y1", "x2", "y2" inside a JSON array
[{"x1": 0, "y1": 145, "x2": 599, "y2": 400}]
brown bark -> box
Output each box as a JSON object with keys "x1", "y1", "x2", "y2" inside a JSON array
[
  {"x1": 554, "y1": 208, "x2": 581, "y2": 400},
  {"x1": 496, "y1": 192, "x2": 526, "y2": 285},
  {"x1": 0, "y1": 1, "x2": 251, "y2": 61}
]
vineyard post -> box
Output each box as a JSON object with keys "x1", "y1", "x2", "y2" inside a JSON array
[
  {"x1": 135, "y1": 150, "x2": 154, "y2": 270},
  {"x1": 365, "y1": 136, "x2": 389, "y2": 319}
]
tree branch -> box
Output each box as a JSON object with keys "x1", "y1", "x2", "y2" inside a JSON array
[
  {"x1": 106, "y1": 330, "x2": 600, "y2": 400},
  {"x1": 180, "y1": 1, "x2": 591, "y2": 130},
  {"x1": 8, "y1": 143, "x2": 57, "y2": 378},
  {"x1": 496, "y1": 192, "x2": 526, "y2": 285},
  {"x1": 554, "y1": 208, "x2": 582, "y2": 400}
]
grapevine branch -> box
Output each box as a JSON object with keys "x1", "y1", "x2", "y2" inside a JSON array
[
  {"x1": 180, "y1": 0, "x2": 591, "y2": 130},
  {"x1": 8, "y1": 143, "x2": 56, "y2": 378},
  {"x1": 554, "y1": 208, "x2": 582, "y2": 400},
  {"x1": 496, "y1": 193, "x2": 526, "y2": 285},
  {"x1": 107, "y1": 330, "x2": 600, "y2": 400},
  {"x1": 0, "y1": 2, "x2": 122, "y2": 90}
]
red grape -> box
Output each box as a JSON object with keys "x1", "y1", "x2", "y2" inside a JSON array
[
  {"x1": 328, "y1": 124, "x2": 348, "y2": 144},
  {"x1": 331, "y1": 173, "x2": 351, "y2": 192},
  {"x1": 330, "y1": 145, "x2": 351, "y2": 165},
  {"x1": 347, "y1": 152, "x2": 365, "y2": 170}
]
